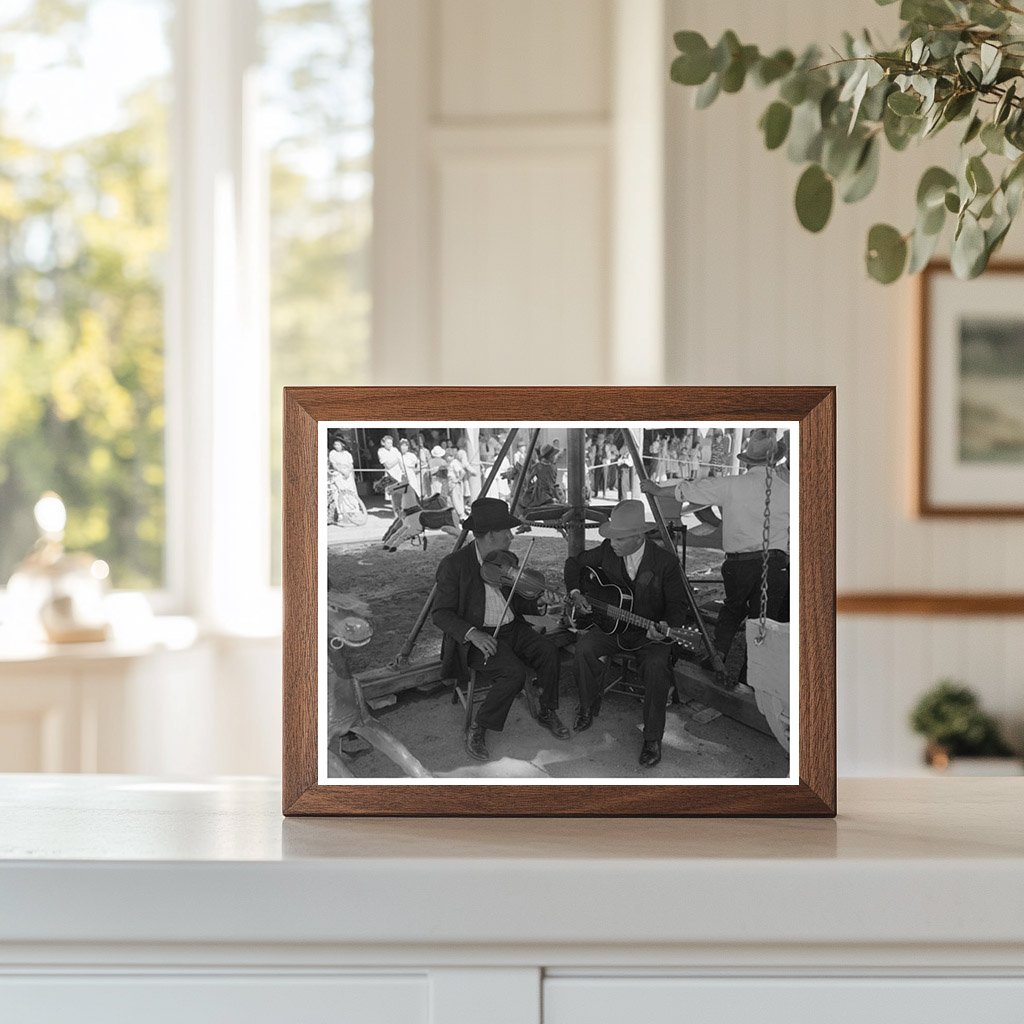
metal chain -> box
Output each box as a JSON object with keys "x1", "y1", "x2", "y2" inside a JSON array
[{"x1": 753, "y1": 440, "x2": 776, "y2": 647}]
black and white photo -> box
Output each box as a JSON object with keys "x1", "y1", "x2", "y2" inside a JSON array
[{"x1": 318, "y1": 420, "x2": 797, "y2": 785}]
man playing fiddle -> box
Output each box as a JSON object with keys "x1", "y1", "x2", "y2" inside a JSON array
[
  {"x1": 433, "y1": 497, "x2": 569, "y2": 761},
  {"x1": 564, "y1": 499, "x2": 687, "y2": 767}
]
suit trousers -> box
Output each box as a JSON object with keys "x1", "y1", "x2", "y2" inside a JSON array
[
  {"x1": 467, "y1": 619, "x2": 560, "y2": 731},
  {"x1": 715, "y1": 550, "x2": 789, "y2": 659},
  {"x1": 573, "y1": 629, "x2": 674, "y2": 742}
]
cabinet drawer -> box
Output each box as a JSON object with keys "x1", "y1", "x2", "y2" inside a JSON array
[
  {"x1": 544, "y1": 977, "x2": 1024, "y2": 1023},
  {"x1": 0, "y1": 974, "x2": 427, "y2": 1024}
]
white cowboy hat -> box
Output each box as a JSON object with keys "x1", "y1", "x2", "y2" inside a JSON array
[{"x1": 598, "y1": 499, "x2": 653, "y2": 539}]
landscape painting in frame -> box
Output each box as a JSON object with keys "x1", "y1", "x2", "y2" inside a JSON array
[
  {"x1": 317, "y1": 419, "x2": 798, "y2": 786},
  {"x1": 920, "y1": 262, "x2": 1024, "y2": 515}
]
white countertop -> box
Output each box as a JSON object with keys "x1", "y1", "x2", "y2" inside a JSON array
[{"x1": 1, "y1": 775, "x2": 1022, "y2": 952}]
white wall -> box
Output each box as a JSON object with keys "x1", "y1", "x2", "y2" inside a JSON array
[{"x1": 372, "y1": 0, "x2": 666, "y2": 385}]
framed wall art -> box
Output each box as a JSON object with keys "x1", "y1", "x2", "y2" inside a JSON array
[
  {"x1": 282, "y1": 387, "x2": 835, "y2": 816},
  {"x1": 918, "y1": 261, "x2": 1024, "y2": 517}
]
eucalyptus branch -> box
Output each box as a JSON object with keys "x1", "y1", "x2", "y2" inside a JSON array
[{"x1": 670, "y1": 5, "x2": 1024, "y2": 283}]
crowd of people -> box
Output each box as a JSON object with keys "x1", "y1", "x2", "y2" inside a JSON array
[{"x1": 644, "y1": 428, "x2": 734, "y2": 482}]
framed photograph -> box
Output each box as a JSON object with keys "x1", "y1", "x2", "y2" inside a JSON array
[
  {"x1": 283, "y1": 387, "x2": 835, "y2": 816},
  {"x1": 918, "y1": 261, "x2": 1024, "y2": 516}
]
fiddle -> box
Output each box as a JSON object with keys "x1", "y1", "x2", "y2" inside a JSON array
[{"x1": 480, "y1": 548, "x2": 549, "y2": 601}]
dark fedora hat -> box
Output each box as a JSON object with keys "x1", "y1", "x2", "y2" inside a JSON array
[
  {"x1": 737, "y1": 434, "x2": 777, "y2": 465},
  {"x1": 464, "y1": 497, "x2": 522, "y2": 534}
]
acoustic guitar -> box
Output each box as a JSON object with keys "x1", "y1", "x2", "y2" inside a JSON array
[{"x1": 567, "y1": 566, "x2": 702, "y2": 652}]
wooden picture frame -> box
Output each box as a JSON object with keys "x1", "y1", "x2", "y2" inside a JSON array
[
  {"x1": 917, "y1": 261, "x2": 1024, "y2": 517},
  {"x1": 283, "y1": 387, "x2": 836, "y2": 816}
]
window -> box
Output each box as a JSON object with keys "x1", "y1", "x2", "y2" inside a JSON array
[
  {"x1": 0, "y1": 0, "x2": 172, "y2": 589},
  {"x1": 261, "y1": 0, "x2": 372, "y2": 582},
  {"x1": 0, "y1": 0, "x2": 373, "y2": 618}
]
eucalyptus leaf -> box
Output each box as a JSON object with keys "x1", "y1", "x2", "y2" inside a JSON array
[
  {"x1": 995, "y1": 82, "x2": 1017, "y2": 124},
  {"x1": 942, "y1": 92, "x2": 974, "y2": 122},
  {"x1": 787, "y1": 100, "x2": 824, "y2": 162},
  {"x1": 721, "y1": 45, "x2": 759, "y2": 93},
  {"x1": 927, "y1": 30, "x2": 963, "y2": 60},
  {"x1": 951, "y1": 211, "x2": 986, "y2": 278},
  {"x1": 760, "y1": 101, "x2": 793, "y2": 150},
  {"x1": 1003, "y1": 157, "x2": 1024, "y2": 216},
  {"x1": 884, "y1": 106, "x2": 920, "y2": 149},
  {"x1": 920, "y1": 199, "x2": 946, "y2": 235},
  {"x1": 986, "y1": 213, "x2": 1012, "y2": 259},
  {"x1": 981, "y1": 122, "x2": 1005, "y2": 155},
  {"x1": 917, "y1": 166, "x2": 957, "y2": 209},
  {"x1": 967, "y1": 154, "x2": 994, "y2": 195},
  {"x1": 861, "y1": 80, "x2": 893, "y2": 122},
  {"x1": 980, "y1": 42, "x2": 1002, "y2": 87},
  {"x1": 671, "y1": 46, "x2": 712, "y2": 87},
  {"x1": 944, "y1": 190, "x2": 961, "y2": 213},
  {"x1": 710, "y1": 31, "x2": 740, "y2": 73},
  {"x1": 888, "y1": 91, "x2": 921, "y2": 115},
  {"x1": 779, "y1": 73, "x2": 808, "y2": 106},
  {"x1": 1006, "y1": 171, "x2": 1024, "y2": 218},
  {"x1": 922, "y1": 103, "x2": 946, "y2": 137},
  {"x1": 694, "y1": 73, "x2": 721, "y2": 110},
  {"x1": 820, "y1": 86, "x2": 841, "y2": 126},
  {"x1": 822, "y1": 128, "x2": 864, "y2": 178},
  {"x1": 839, "y1": 63, "x2": 866, "y2": 103},
  {"x1": 795, "y1": 164, "x2": 834, "y2": 232},
  {"x1": 962, "y1": 115, "x2": 983, "y2": 145},
  {"x1": 866, "y1": 223, "x2": 908, "y2": 283},
  {"x1": 913, "y1": 75, "x2": 937, "y2": 112},
  {"x1": 970, "y1": 2, "x2": 1009, "y2": 30},
  {"x1": 908, "y1": 221, "x2": 943, "y2": 273},
  {"x1": 674, "y1": 29, "x2": 707, "y2": 53},
  {"x1": 842, "y1": 137, "x2": 881, "y2": 203},
  {"x1": 754, "y1": 49, "x2": 795, "y2": 87}
]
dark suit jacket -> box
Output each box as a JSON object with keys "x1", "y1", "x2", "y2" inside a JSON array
[
  {"x1": 564, "y1": 540, "x2": 687, "y2": 629},
  {"x1": 433, "y1": 542, "x2": 539, "y2": 682}
]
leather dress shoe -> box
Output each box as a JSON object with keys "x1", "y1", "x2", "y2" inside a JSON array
[
  {"x1": 639, "y1": 740, "x2": 662, "y2": 767},
  {"x1": 465, "y1": 724, "x2": 489, "y2": 761},
  {"x1": 537, "y1": 708, "x2": 570, "y2": 740},
  {"x1": 573, "y1": 706, "x2": 594, "y2": 733}
]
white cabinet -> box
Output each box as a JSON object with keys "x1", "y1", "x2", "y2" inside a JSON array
[
  {"x1": 544, "y1": 977, "x2": 1024, "y2": 1023},
  {"x1": 1, "y1": 777, "x2": 1022, "y2": 1023},
  {"x1": 2, "y1": 975, "x2": 428, "y2": 1024}
]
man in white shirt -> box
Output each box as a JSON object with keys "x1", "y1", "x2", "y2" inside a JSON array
[{"x1": 641, "y1": 432, "x2": 790, "y2": 686}]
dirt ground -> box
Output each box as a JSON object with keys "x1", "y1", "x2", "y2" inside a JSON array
[{"x1": 326, "y1": 514, "x2": 787, "y2": 780}]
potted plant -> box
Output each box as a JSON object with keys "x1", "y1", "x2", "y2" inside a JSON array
[{"x1": 909, "y1": 679, "x2": 1019, "y2": 771}]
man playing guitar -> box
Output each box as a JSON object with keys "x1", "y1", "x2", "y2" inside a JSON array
[{"x1": 564, "y1": 499, "x2": 688, "y2": 768}]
